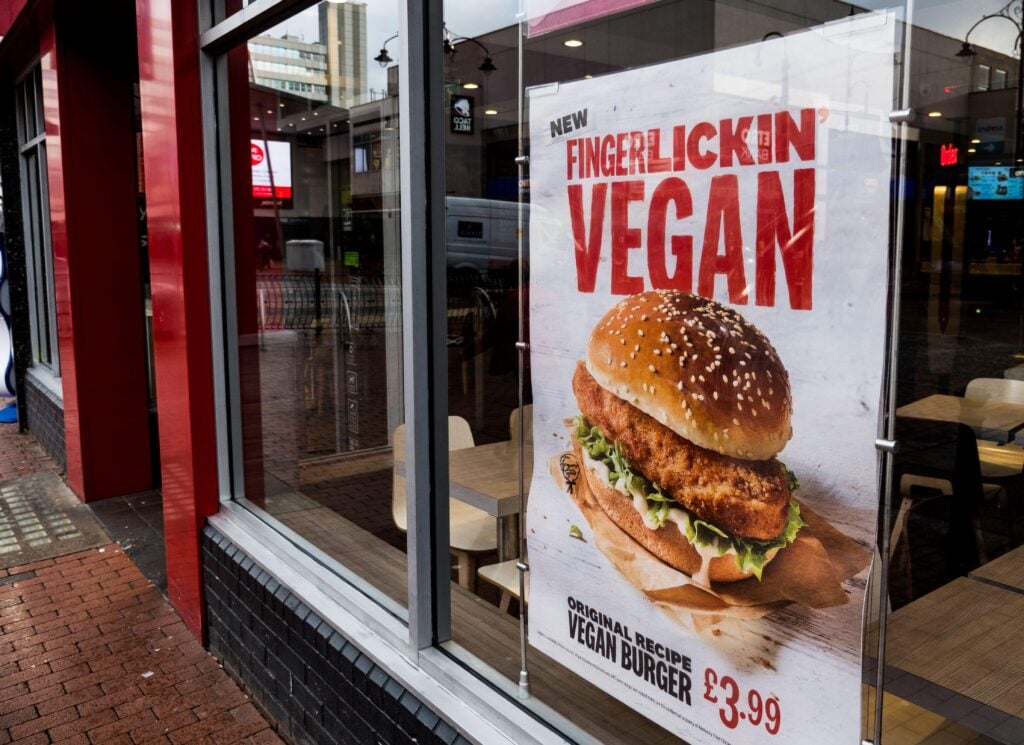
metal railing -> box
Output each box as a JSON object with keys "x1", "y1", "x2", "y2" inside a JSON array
[{"x1": 255, "y1": 270, "x2": 505, "y2": 339}]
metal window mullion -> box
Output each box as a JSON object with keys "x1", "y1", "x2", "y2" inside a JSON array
[
  {"x1": 197, "y1": 0, "x2": 245, "y2": 502},
  {"x1": 18, "y1": 133, "x2": 45, "y2": 155},
  {"x1": 37, "y1": 145, "x2": 58, "y2": 374},
  {"x1": 199, "y1": 0, "x2": 320, "y2": 55},
  {"x1": 20, "y1": 150, "x2": 44, "y2": 366},
  {"x1": 400, "y1": 0, "x2": 450, "y2": 653},
  {"x1": 869, "y1": 5, "x2": 916, "y2": 744}
]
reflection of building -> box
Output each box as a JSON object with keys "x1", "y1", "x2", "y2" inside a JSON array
[
  {"x1": 249, "y1": 3, "x2": 366, "y2": 106},
  {"x1": 249, "y1": 34, "x2": 329, "y2": 102},
  {"x1": 320, "y1": 0, "x2": 368, "y2": 108}
]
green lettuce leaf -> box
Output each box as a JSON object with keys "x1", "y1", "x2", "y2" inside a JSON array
[{"x1": 573, "y1": 415, "x2": 806, "y2": 581}]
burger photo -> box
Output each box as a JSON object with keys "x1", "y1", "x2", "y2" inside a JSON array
[{"x1": 571, "y1": 290, "x2": 804, "y2": 587}]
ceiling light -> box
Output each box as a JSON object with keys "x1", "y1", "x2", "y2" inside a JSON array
[
  {"x1": 563, "y1": 39, "x2": 583, "y2": 48},
  {"x1": 266, "y1": 109, "x2": 273, "y2": 114},
  {"x1": 971, "y1": 138, "x2": 981, "y2": 144},
  {"x1": 927, "y1": 111, "x2": 942, "y2": 118},
  {"x1": 463, "y1": 82, "x2": 479, "y2": 89},
  {"x1": 253, "y1": 116, "x2": 259, "y2": 121},
  {"x1": 484, "y1": 109, "x2": 497, "y2": 115},
  {"x1": 967, "y1": 148, "x2": 977, "y2": 153}
]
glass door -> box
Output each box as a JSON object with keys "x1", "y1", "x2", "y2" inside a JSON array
[{"x1": 878, "y1": 1, "x2": 1024, "y2": 743}]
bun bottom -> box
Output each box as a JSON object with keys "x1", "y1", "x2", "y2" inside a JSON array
[{"x1": 575, "y1": 442, "x2": 766, "y2": 585}]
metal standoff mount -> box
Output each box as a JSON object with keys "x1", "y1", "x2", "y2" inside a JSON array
[
  {"x1": 516, "y1": 561, "x2": 529, "y2": 572},
  {"x1": 874, "y1": 438, "x2": 899, "y2": 454},
  {"x1": 515, "y1": 155, "x2": 529, "y2": 165},
  {"x1": 515, "y1": 341, "x2": 529, "y2": 350},
  {"x1": 888, "y1": 109, "x2": 914, "y2": 124}
]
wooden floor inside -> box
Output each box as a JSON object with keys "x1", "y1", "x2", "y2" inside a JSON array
[{"x1": 262, "y1": 492, "x2": 684, "y2": 745}]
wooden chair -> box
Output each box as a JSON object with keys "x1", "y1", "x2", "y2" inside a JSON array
[
  {"x1": 508, "y1": 403, "x2": 533, "y2": 445},
  {"x1": 964, "y1": 378, "x2": 1024, "y2": 541},
  {"x1": 892, "y1": 418, "x2": 990, "y2": 601},
  {"x1": 476, "y1": 406, "x2": 535, "y2": 612},
  {"x1": 478, "y1": 558, "x2": 529, "y2": 613},
  {"x1": 965, "y1": 377, "x2": 1024, "y2": 404},
  {"x1": 392, "y1": 418, "x2": 497, "y2": 591}
]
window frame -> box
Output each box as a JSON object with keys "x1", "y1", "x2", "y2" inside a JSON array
[
  {"x1": 15, "y1": 64, "x2": 60, "y2": 380},
  {"x1": 197, "y1": 4, "x2": 576, "y2": 741}
]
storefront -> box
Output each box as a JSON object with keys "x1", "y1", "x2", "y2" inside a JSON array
[{"x1": 2, "y1": 0, "x2": 1024, "y2": 743}]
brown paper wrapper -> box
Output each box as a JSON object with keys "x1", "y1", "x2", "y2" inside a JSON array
[{"x1": 550, "y1": 450, "x2": 870, "y2": 629}]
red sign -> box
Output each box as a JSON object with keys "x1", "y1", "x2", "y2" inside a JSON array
[
  {"x1": 940, "y1": 143, "x2": 958, "y2": 166},
  {"x1": 251, "y1": 143, "x2": 264, "y2": 166}
]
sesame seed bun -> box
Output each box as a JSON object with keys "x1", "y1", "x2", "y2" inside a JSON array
[{"x1": 585, "y1": 291, "x2": 792, "y2": 461}]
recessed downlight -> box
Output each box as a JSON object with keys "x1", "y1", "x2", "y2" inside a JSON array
[
  {"x1": 463, "y1": 82, "x2": 480, "y2": 89},
  {"x1": 564, "y1": 39, "x2": 584, "y2": 48},
  {"x1": 484, "y1": 109, "x2": 498, "y2": 115}
]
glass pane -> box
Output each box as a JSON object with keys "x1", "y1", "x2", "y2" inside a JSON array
[
  {"x1": 224, "y1": 0, "x2": 407, "y2": 612},
  {"x1": 882, "y1": 1, "x2": 1024, "y2": 743},
  {"x1": 443, "y1": 1, "x2": 898, "y2": 743},
  {"x1": 14, "y1": 80, "x2": 26, "y2": 145}
]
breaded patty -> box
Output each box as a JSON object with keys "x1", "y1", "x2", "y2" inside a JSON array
[{"x1": 573, "y1": 362, "x2": 790, "y2": 540}]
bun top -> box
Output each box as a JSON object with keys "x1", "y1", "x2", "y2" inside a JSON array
[{"x1": 585, "y1": 291, "x2": 792, "y2": 460}]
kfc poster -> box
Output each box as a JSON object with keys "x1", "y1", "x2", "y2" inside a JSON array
[
  {"x1": 251, "y1": 138, "x2": 293, "y2": 206},
  {"x1": 526, "y1": 13, "x2": 896, "y2": 744}
]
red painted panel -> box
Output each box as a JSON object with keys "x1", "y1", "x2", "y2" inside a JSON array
[
  {"x1": 135, "y1": 0, "x2": 219, "y2": 640},
  {"x1": 37, "y1": 25, "x2": 82, "y2": 495},
  {"x1": 0, "y1": 0, "x2": 29, "y2": 36},
  {"x1": 47, "y1": 1, "x2": 153, "y2": 501}
]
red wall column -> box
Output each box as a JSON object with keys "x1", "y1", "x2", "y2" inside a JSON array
[
  {"x1": 44, "y1": 0, "x2": 153, "y2": 501},
  {"x1": 135, "y1": 0, "x2": 219, "y2": 639}
]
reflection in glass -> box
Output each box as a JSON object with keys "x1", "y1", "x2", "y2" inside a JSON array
[
  {"x1": 229, "y1": 0, "x2": 406, "y2": 610},
  {"x1": 883, "y1": 0, "x2": 1024, "y2": 742}
]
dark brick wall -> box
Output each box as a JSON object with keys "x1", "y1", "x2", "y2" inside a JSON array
[
  {"x1": 23, "y1": 374, "x2": 66, "y2": 472},
  {"x1": 202, "y1": 526, "x2": 469, "y2": 745}
]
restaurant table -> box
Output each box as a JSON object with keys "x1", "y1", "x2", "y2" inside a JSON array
[
  {"x1": 884, "y1": 576, "x2": 1024, "y2": 731},
  {"x1": 896, "y1": 394, "x2": 1024, "y2": 443},
  {"x1": 977, "y1": 440, "x2": 1024, "y2": 478},
  {"x1": 970, "y1": 545, "x2": 1024, "y2": 592},
  {"x1": 396, "y1": 440, "x2": 532, "y2": 561}
]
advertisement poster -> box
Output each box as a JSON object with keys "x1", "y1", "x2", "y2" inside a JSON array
[
  {"x1": 526, "y1": 14, "x2": 895, "y2": 744},
  {"x1": 251, "y1": 139, "x2": 293, "y2": 205},
  {"x1": 968, "y1": 165, "x2": 1024, "y2": 200}
]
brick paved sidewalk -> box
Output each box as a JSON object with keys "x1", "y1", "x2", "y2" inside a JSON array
[
  {"x1": 0, "y1": 423, "x2": 59, "y2": 481},
  {"x1": 0, "y1": 424, "x2": 285, "y2": 745},
  {"x1": 0, "y1": 545, "x2": 284, "y2": 744}
]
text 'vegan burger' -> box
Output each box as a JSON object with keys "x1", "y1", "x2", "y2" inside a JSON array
[{"x1": 572, "y1": 290, "x2": 804, "y2": 586}]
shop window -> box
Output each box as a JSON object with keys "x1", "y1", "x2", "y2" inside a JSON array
[
  {"x1": 439, "y1": 1, "x2": 1022, "y2": 744},
  {"x1": 977, "y1": 63, "x2": 991, "y2": 91},
  {"x1": 14, "y1": 65, "x2": 59, "y2": 379},
  {"x1": 219, "y1": 0, "x2": 407, "y2": 613},
  {"x1": 204, "y1": 1, "x2": 1024, "y2": 744}
]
